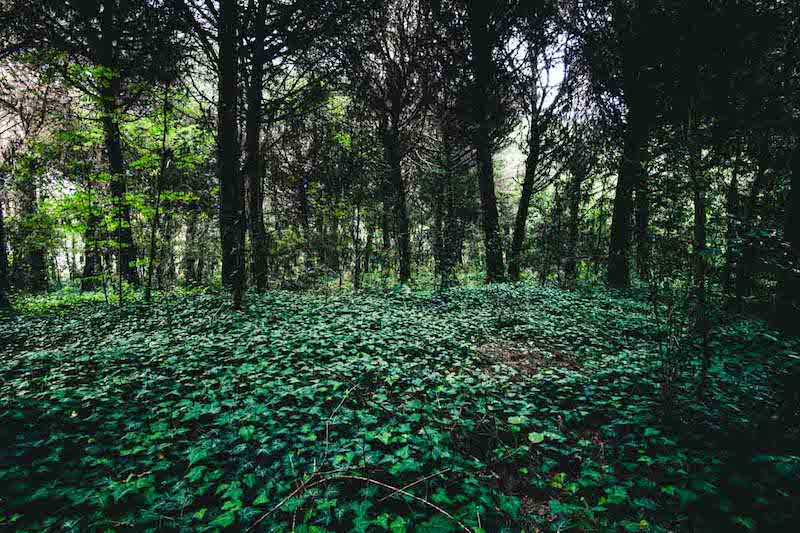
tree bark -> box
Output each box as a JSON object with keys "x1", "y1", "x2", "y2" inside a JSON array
[
  {"x1": 607, "y1": 99, "x2": 645, "y2": 288},
  {"x1": 508, "y1": 124, "x2": 541, "y2": 281},
  {"x1": 723, "y1": 169, "x2": 739, "y2": 295},
  {"x1": 468, "y1": 0, "x2": 504, "y2": 282},
  {"x1": 736, "y1": 139, "x2": 769, "y2": 299},
  {"x1": 243, "y1": 10, "x2": 269, "y2": 290},
  {"x1": 14, "y1": 171, "x2": 47, "y2": 292},
  {"x1": 564, "y1": 159, "x2": 584, "y2": 289},
  {"x1": 776, "y1": 126, "x2": 800, "y2": 327},
  {"x1": 634, "y1": 162, "x2": 650, "y2": 281},
  {"x1": 607, "y1": 2, "x2": 648, "y2": 289},
  {"x1": 100, "y1": 0, "x2": 139, "y2": 285},
  {"x1": 218, "y1": 0, "x2": 244, "y2": 308},
  {"x1": 688, "y1": 98, "x2": 706, "y2": 289},
  {"x1": 383, "y1": 119, "x2": 411, "y2": 282},
  {"x1": 0, "y1": 195, "x2": 9, "y2": 308}
]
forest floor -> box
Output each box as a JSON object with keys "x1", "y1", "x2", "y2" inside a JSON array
[{"x1": 1, "y1": 285, "x2": 798, "y2": 532}]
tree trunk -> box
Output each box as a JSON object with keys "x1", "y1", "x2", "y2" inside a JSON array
[
  {"x1": 689, "y1": 99, "x2": 706, "y2": 289},
  {"x1": 736, "y1": 139, "x2": 770, "y2": 300},
  {"x1": 383, "y1": 119, "x2": 411, "y2": 282},
  {"x1": 723, "y1": 169, "x2": 739, "y2": 295},
  {"x1": 244, "y1": 11, "x2": 269, "y2": 290},
  {"x1": 352, "y1": 205, "x2": 362, "y2": 289},
  {"x1": 776, "y1": 126, "x2": 800, "y2": 328},
  {"x1": 218, "y1": 0, "x2": 244, "y2": 308},
  {"x1": 363, "y1": 226, "x2": 372, "y2": 275},
  {"x1": 468, "y1": 0, "x2": 504, "y2": 282},
  {"x1": 635, "y1": 161, "x2": 650, "y2": 281},
  {"x1": 100, "y1": 0, "x2": 138, "y2": 285},
  {"x1": 508, "y1": 125, "x2": 541, "y2": 281},
  {"x1": 145, "y1": 87, "x2": 170, "y2": 303},
  {"x1": 14, "y1": 172, "x2": 47, "y2": 292},
  {"x1": 607, "y1": 100, "x2": 645, "y2": 288},
  {"x1": 607, "y1": 3, "x2": 648, "y2": 289},
  {"x1": 565, "y1": 160, "x2": 584, "y2": 289},
  {"x1": 183, "y1": 200, "x2": 200, "y2": 284},
  {"x1": 0, "y1": 195, "x2": 9, "y2": 308}
]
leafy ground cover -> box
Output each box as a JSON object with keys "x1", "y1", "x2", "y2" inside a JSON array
[{"x1": 1, "y1": 285, "x2": 798, "y2": 532}]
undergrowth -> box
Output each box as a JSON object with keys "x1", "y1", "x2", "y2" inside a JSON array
[{"x1": 1, "y1": 285, "x2": 798, "y2": 532}]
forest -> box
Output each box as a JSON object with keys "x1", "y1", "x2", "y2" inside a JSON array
[{"x1": 0, "y1": 0, "x2": 799, "y2": 531}]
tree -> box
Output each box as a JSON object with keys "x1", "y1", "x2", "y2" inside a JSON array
[
  {"x1": 6, "y1": 0, "x2": 185, "y2": 285},
  {"x1": 0, "y1": 180, "x2": 9, "y2": 307},
  {"x1": 342, "y1": 0, "x2": 430, "y2": 282},
  {"x1": 464, "y1": 0, "x2": 515, "y2": 282},
  {"x1": 506, "y1": 0, "x2": 569, "y2": 281}
]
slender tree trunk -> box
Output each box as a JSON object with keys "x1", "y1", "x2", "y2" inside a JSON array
[
  {"x1": 723, "y1": 169, "x2": 739, "y2": 296},
  {"x1": 145, "y1": 87, "x2": 170, "y2": 303},
  {"x1": 607, "y1": 3, "x2": 648, "y2": 289},
  {"x1": 736, "y1": 139, "x2": 769, "y2": 300},
  {"x1": 81, "y1": 212, "x2": 101, "y2": 291},
  {"x1": 352, "y1": 205, "x2": 362, "y2": 289},
  {"x1": 635, "y1": 160, "x2": 650, "y2": 281},
  {"x1": 608, "y1": 99, "x2": 645, "y2": 288},
  {"x1": 0, "y1": 195, "x2": 9, "y2": 308},
  {"x1": 183, "y1": 202, "x2": 199, "y2": 285},
  {"x1": 688, "y1": 98, "x2": 706, "y2": 289},
  {"x1": 468, "y1": 0, "x2": 504, "y2": 282},
  {"x1": 100, "y1": 0, "x2": 138, "y2": 285},
  {"x1": 776, "y1": 126, "x2": 800, "y2": 327},
  {"x1": 383, "y1": 119, "x2": 411, "y2": 282},
  {"x1": 15, "y1": 172, "x2": 47, "y2": 292},
  {"x1": 509, "y1": 125, "x2": 541, "y2": 281},
  {"x1": 565, "y1": 160, "x2": 584, "y2": 289},
  {"x1": 218, "y1": 0, "x2": 244, "y2": 308},
  {"x1": 363, "y1": 226, "x2": 372, "y2": 275},
  {"x1": 244, "y1": 12, "x2": 269, "y2": 290}
]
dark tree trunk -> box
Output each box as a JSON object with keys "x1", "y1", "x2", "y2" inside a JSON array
[
  {"x1": 608, "y1": 100, "x2": 645, "y2": 288},
  {"x1": 383, "y1": 119, "x2": 411, "y2": 282},
  {"x1": 145, "y1": 87, "x2": 170, "y2": 303},
  {"x1": 434, "y1": 125, "x2": 461, "y2": 289},
  {"x1": 352, "y1": 205, "x2": 362, "y2": 289},
  {"x1": 0, "y1": 196, "x2": 9, "y2": 308},
  {"x1": 723, "y1": 170, "x2": 739, "y2": 295},
  {"x1": 363, "y1": 226, "x2": 373, "y2": 275},
  {"x1": 14, "y1": 173, "x2": 47, "y2": 293},
  {"x1": 607, "y1": 3, "x2": 648, "y2": 289},
  {"x1": 218, "y1": 0, "x2": 244, "y2": 308},
  {"x1": 100, "y1": 0, "x2": 138, "y2": 285},
  {"x1": 689, "y1": 100, "x2": 706, "y2": 289},
  {"x1": 244, "y1": 11, "x2": 269, "y2": 290},
  {"x1": 156, "y1": 210, "x2": 175, "y2": 291},
  {"x1": 736, "y1": 140, "x2": 769, "y2": 300},
  {"x1": 81, "y1": 212, "x2": 101, "y2": 291},
  {"x1": 565, "y1": 160, "x2": 584, "y2": 289},
  {"x1": 508, "y1": 125, "x2": 541, "y2": 281},
  {"x1": 634, "y1": 162, "x2": 650, "y2": 281},
  {"x1": 468, "y1": 0, "x2": 504, "y2": 282},
  {"x1": 776, "y1": 127, "x2": 800, "y2": 327},
  {"x1": 183, "y1": 200, "x2": 199, "y2": 284}
]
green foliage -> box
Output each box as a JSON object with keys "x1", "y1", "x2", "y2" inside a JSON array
[{"x1": 1, "y1": 285, "x2": 797, "y2": 531}]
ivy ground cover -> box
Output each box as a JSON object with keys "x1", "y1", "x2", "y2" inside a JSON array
[{"x1": 1, "y1": 286, "x2": 798, "y2": 531}]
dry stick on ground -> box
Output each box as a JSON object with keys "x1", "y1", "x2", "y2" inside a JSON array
[
  {"x1": 322, "y1": 384, "x2": 358, "y2": 463},
  {"x1": 377, "y1": 468, "x2": 452, "y2": 502},
  {"x1": 246, "y1": 472, "x2": 473, "y2": 533},
  {"x1": 326, "y1": 476, "x2": 473, "y2": 533}
]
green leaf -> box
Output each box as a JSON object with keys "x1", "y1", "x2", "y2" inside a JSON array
[
  {"x1": 209, "y1": 511, "x2": 236, "y2": 528},
  {"x1": 239, "y1": 425, "x2": 256, "y2": 442},
  {"x1": 528, "y1": 432, "x2": 545, "y2": 444}
]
